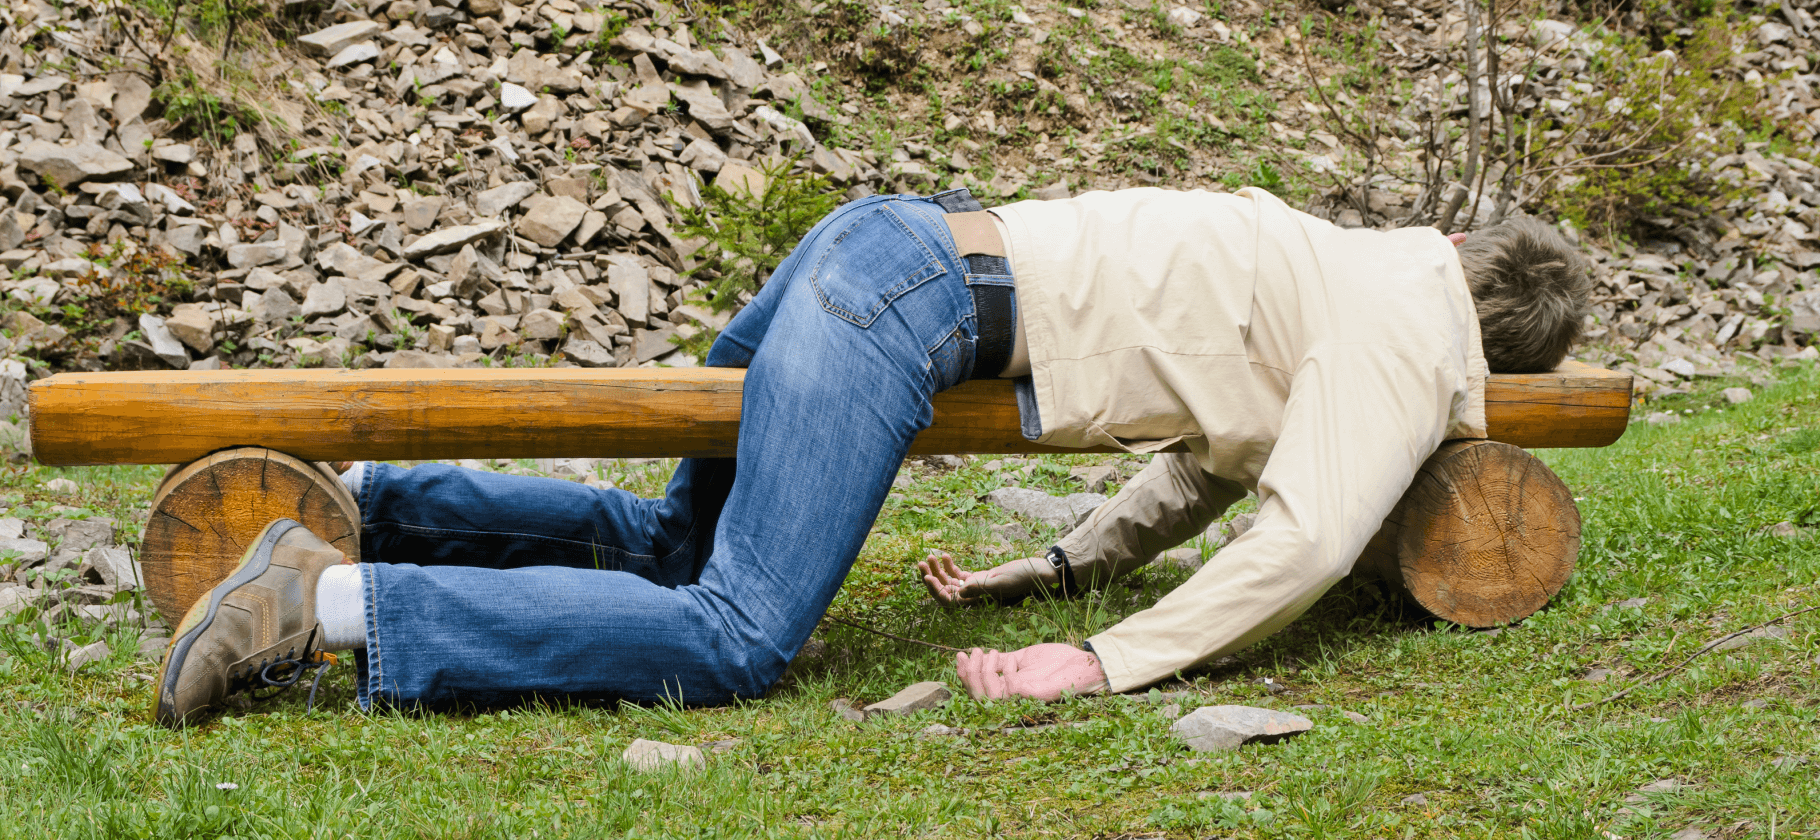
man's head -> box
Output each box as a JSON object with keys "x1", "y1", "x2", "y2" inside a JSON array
[{"x1": 1454, "y1": 216, "x2": 1591, "y2": 373}]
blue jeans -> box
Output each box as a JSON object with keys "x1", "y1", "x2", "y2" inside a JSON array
[{"x1": 351, "y1": 193, "x2": 996, "y2": 708}]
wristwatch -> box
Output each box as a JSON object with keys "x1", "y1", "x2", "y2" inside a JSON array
[{"x1": 1045, "y1": 545, "x2": 1078, "y2": 598}]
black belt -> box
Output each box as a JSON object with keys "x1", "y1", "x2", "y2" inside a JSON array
[{"x1": 932, "y1": 189, "x2": 1015, "y2": 381}]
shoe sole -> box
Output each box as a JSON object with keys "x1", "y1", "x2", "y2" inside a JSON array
[{"x1": 155, "y1": 518, "x2": 303, "y2": 728}]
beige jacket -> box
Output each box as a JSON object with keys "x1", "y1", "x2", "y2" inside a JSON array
[{"x1": 990, "y1": 187, "x2": 1488, "y2": 693}]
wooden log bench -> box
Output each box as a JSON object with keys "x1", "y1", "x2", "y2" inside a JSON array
[{"x1": 28, "y1": 362, "x2": 1631, "y2": 626}]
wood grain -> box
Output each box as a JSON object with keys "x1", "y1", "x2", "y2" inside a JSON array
[
  {"x1": 141, "y1": 448, "x2": 360, "y2": 620},
  {"x1": 28, "y1": 362, "x2": 1631, "y2": 466},
  {"x1": 1353, "y1": 439, "x2": 1580, "y2": 627}
]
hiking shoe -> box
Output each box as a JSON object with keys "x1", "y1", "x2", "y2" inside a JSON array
[
  {"x1": 154, "y1": 518, "x2": 344, "y2": 728},
  {"x1": 142, "y1": 447, "x2": 360, "y2": 625}
]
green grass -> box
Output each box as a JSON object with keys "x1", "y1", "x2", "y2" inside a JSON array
[{"x1": 1, "y1": 362, "x2": 1817, "y2": 837}]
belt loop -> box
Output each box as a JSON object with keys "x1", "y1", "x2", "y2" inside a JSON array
[{"x1": 929, "y1": 189, "x2": 1013, "y2": 380}]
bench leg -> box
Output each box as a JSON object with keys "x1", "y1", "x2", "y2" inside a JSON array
[
  {"x1": 1354, "y1": 440, "x2": 1581, "y2": 627},
  {"x1": 140, "y1": 447, "x2": 361, "y2": 621}
]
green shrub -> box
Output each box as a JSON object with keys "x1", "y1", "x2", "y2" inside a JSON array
[
  {"x1": 669, "y1": 157, "x2": 843, "y2": 361},
  {"x1": 1544, "y1": 5, "x2": 1774, "y2": 237}
]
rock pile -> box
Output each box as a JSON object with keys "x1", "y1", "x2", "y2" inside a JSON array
[
  {"x1": 1287, "y1": 0, "x2": 1820, "y2": 388},
  {"x1": 0, "y1": 0, "x2": 1812, "y2": 395},
  {"x1": 0, "y1": 0, "x2": 896, "y2": 375},
  {"x1": 0, "y1": 514, "x2": 168, "y2": 670}
]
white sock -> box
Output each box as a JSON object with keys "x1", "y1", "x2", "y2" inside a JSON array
[
  {"x1": 338, "y1": 462, "x2": 367, "y2": 499},
  {"x1": 315, "y1": 563, "x2": 367, "y2": 651}
]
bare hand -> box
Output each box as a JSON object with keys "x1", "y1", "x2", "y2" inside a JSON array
[
  {"x1": 956, "y1": 644, "x2": 1108, "y2": 701},
  {"x1": 918, "y1": 551, "x2": 1057, "y2": 606}
]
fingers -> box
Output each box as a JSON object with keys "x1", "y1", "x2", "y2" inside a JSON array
[
  {"x1": 920, "y1": 552, "x2": 976, "y2": 606},
  {"x1": 956, "y1": 648, "x2": 1013, "y2": 700},
  {"x1": 941, "y1": 554, "x2": 971, "y2": 583}
]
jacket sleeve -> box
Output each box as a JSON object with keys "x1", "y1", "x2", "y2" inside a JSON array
[
  {"x1": 1054, "y1": 453, "x2": 1247, "y2": 589},
  {"x1": 1085, "y1": 346, "x2": 1451, "y2": 693}
]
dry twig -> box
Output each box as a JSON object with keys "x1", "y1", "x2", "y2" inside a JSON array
[
  {"x1": 1568, "y1": 604, "x2": 1818, "y2": 710},
  {"x1": 829, "y1": 617, "x2": 966, "y2": 653}
]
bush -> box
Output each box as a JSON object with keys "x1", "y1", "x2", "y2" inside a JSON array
[
  {"x1": 669, "y1": 157, "x2": 843, "y2": 361},
  {"x1": 1544, "y1": 5, "x2": 1773, "y2": 237}
]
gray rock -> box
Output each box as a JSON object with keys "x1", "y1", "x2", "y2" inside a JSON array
[
  {"x1": 1162, "y1": 546, "x2": 1202, "y2": 570},
  {"x1": 18, "y1": 141, "x2": 133, "y2": 189},
  {"x1": 138, "y1": 634, "x2": 171, "y2": 661},
  {"x1": 1661, "y1": 358, "x2": 1697, "y2": 378},
  {"x1": 44, "y1": 478, "x2": 80, "y2": 495},
  {"x1": 985, "y1": 487, "x2": 1107, "y2": 529},
  {"x1": 1625, "y1": 778, "x2": 1685, "y2": 803},
  {"x1": 301, "y1": 279, "x2": 348, "y2": 319},
  {"x1": 622, "y1": 738, "x2": 704, "y2": 772},
  {"x1": 1614, "y1": 597, "x2": 1650, "y2": 609},
  {"x1": 65, "y1": 640, "x2": 111, "y2": 672},
  {"x1": 475, "y1": 181, "x2": 539, "y2": 217},
  {"x1": 403, "y1": 197, "x2": 444, "y2": 232},
  {"x1": 326, "y1": 42, "x2": 380, "y2": 69},
  {"x1": 45, "y1": 518, "x2": 116, "y2": 563},
  {"x1": 1223, "y1": 513, "x2": 1256, "y2": 542},
  {"x1": 0, "y1": 586, "x2": 35, "y2": 617},
  {"x1": 522, "y1": 96, "x2": 565, "y2": 135},
  {"x1": 1722, "y1": 387, "x2": 1752, "y2": 404},
  {"x1": 1669, "y1": 828, "x2": 1709, "y2": 840},
  {"x1": 919, "y1": 723, "x2": 965, "y2": 737},
  {"x1": 607, "y1": 257, "x2": 652, "y2": 327},
  {"x1": 0, "y1": 362, "x2": 24, "y2": 424},
  {"x1": 1767, "y1": 521, "x2": 1800, "y2": 537},
  {"x1": 402, "y1": 221, "x2": 506, "y2": 260},
  {"x1": 80, "y1": 545, "x2": 141, "y2": 589},
  {"x1": 227, "y1": 242, "x2": 289, "y2": 269},
  {"x1": 830, "y1": 698, "x2": 866, "y2": 722},
  {"x1": 1789, "y1": 290, "x2": 1820, "y2": 335},
  {"x1": 518, "y1": 196, "x2": 588, "y2": 247},
  {"x1": 1715, "y1": 625, "x2": 1790, "y2": 652},
  {"x1": 1170, "y1": 705, "x2": 1314, "y2": 752},
  {"x1": 164, "y1": 307, "x2": 217, "y2": 354},
  {"x1": 316, "y1": 243, "x2": 388, "y2": 278},
  {"x1": 1068, "y1": 464, "x2": 1116, "y2": 494},
  {"x1": 0, "y1": 539, "x2": 50, "y2": 566},
  {"x1": 145, "y1": 183, "x2": 196, "y2": 215},
  {"x1": 298, "y1": 21, "x2": 385, "y2": 57},
  {"x1": 249, "y1": 289, "x2": 302, "y2": 323},
  {"x1": 151, "y1": 143, "x2": 194, "y2": 165},
  {"x1": 137, "y1": 314, "x2": 191, "y2": 368},
  {"x1": 864, "y1": 681, "x2": 952, "y2": 717},
  {"x1": 114, "y1": 74, "x2": 153, "y2": 124},
  {"x1": 670, "y1": 80, "x2": 735, "y2": 131},
  {"x1": 386, "y1": 350, "x2": 457, "y2": 369},
  {"x1": 633, "y1": 328, "x2": 679, "y2": 363},
  {"x1": 0, "y1": 519, "x2": 23, "y2": 540},
  {"x1": 1645, "y1": 411, "x2": 1682, "y2": 426},
  {"x1": 519, "y1": 308, "x2": 565, "y2": 340},
  {"x1": 1198, "y1": 790, "x2": 1253, "y2": 802},
  {"x1": 1400, "y1": 792, "x2": 1429, "y2": 806}
]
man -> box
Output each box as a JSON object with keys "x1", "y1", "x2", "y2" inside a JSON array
[
  {"x1": 922, "y1": 201, "x2": 1589, "y2": 701},
  {"x1": 154, "y1": 187, "x2": 1588, "y2": 726}
]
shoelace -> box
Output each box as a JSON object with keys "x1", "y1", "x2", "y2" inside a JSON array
[{"x1": 234, "y1": 627, "x2": 338, "y2": 713}]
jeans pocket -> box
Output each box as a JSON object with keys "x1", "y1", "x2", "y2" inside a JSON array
[{"x1": 810, "y1": 204, "x2": 947, "y2": 328}]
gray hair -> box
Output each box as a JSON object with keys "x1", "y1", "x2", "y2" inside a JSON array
[{"x1": 1456, "y1": 217, "x2": 1592, "y2": 373}]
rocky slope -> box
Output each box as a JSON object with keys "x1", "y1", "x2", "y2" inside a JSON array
[{"x1": 0, "y1": 0, "x2": 1814, "y2": 427}]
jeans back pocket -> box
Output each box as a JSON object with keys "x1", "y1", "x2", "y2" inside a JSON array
[{"x1": 810, "y1": 204, "x2": 947, "y2": 328}]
